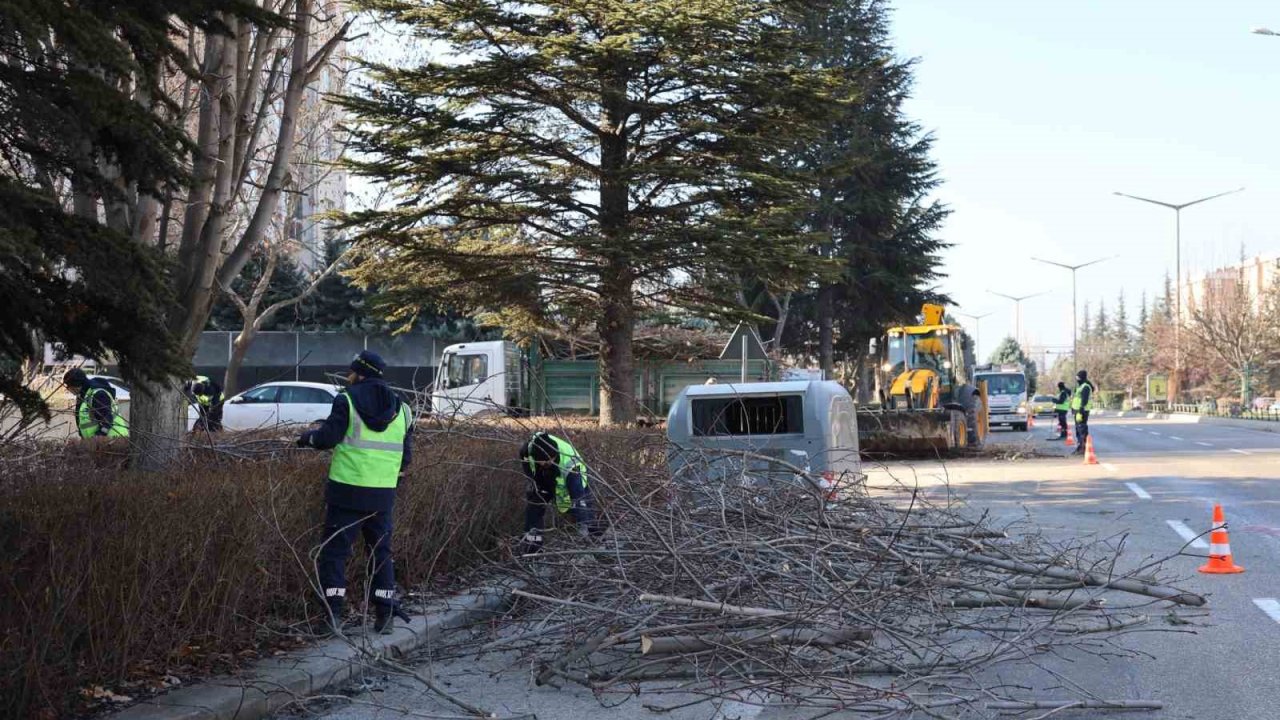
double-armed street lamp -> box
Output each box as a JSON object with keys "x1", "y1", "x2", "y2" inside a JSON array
[
  {"x1": 1030, "y1": 256, "x2": 1115, "y2": 372},
  {"x1": 956, "y1": 311, "x2": 994, "y2": 358},
  {"x1": 1112, "y1": 188, "x2": 1244, "y2": 400},
  {"x1": 987, "y1": 291, "x2": 1047, "y2": 350}
]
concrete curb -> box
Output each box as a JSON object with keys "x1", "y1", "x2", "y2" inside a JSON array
[
  {"x1": 1119, "y1": 411, "x2": 1280, "y2": 433},
  {"x1": 108, "y1": 584, "x2": 519, "y2": 720}
]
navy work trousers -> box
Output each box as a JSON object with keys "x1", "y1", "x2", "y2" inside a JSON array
[
  {"x1": 317, "y1": 503, "x2": 396, "y2": 608},
  {"x1": 525, "y1": 471, "x2": 597, "y2": 534}
]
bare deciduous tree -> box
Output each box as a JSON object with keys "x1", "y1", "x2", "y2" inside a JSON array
[{"x1": 1183, "y1": 266, "x2": 1280, "y2": 406}]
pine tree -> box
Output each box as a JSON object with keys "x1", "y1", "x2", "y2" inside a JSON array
[
  {"x1": 0, "y1": 1, "x2": 252, "y2": 421},
  {"x1": 339, "y1": 0, "x2": 840, "y2": 424},
  {"x1": 207, "y1": 254, "x2": 309, "y2": 331},
  {"x1": 748, "y1": 0, "x2": 949, "y2": 373},
  {"x1": 1113, "y1": 291, "x2": 1130, "y2": 347},
  {"x1": 1137, "y1": 291, "x2": 1149, "y2": 338},
  {"x1": 988, "y1": 336, "x2": 1038, "y2": 394},
  {"x1": 1094, "y1": 299, "x2": 1109, "y2": 342}
]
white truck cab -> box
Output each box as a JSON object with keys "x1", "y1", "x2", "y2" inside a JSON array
[
  {"x1": 974, "y1": 363, "x2": 1029, "y2": 431},
  {"x1": 432, "y1": 341, "x2": 528, "y2": 418}
]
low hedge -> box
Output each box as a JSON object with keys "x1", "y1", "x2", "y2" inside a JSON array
[{"x1": 0, "y1": 423, "x2": 661, "y2": 718}]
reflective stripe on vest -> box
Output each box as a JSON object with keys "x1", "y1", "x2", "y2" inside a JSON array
[
  {"x1": 1071, "y1": 382, "x2": 1094, "y2": 412},
  {"x1": 329, "y1": 394, "x2": 408, "y2": 489},
  {"x1": 525, "y1": 433, "x2": 589, "y2": 514},
  {"x1": 77, "y1": 387, "x2": 129, "y2": 438}
]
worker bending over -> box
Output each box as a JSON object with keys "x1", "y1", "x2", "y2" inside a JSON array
[
  {"x1": 297, "y1": 351, "x2": 412, "y2": 634},
  {"x1": 64, "y1": 368, "x2": 128, "y2": 438},
  {"x1": 1072, "y1": 369, "x2": 1094, "y2": 454},
  {"x1": 185, "y1": 375, "x2": 224, "y2": 432},
  {"x1": 518, "y1": 431, "x2": 604, "y2": 554}
]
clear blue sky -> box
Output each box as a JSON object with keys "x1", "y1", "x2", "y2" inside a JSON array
[{"x1": 891, "y1": 1, "x2": 1280, "y2": 363}]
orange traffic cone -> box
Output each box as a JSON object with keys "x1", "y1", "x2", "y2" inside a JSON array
[
  {"x1": 1028, "y1": 413, "x2": 1035, "y2": 429},
  {"x1": 1199, "y1": 504, "x2": 1244, "y2": 574},
  {"x1": 1065, "y1": 431, "x2": 1075, "y2": 447},
  {"x1": 1082, "y1": 435, "x2": 1098, "y2": 465}
]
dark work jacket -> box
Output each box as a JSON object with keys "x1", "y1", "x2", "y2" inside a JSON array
[
  {"x1": 300, "y1": 377, "x2": 414, "y2": 512},
  {"x1": 78, "y1": 378, "x2": 118, "y2": 436},
  {"x1": 1078, "y1": 381, "x2": 1093, "y2": 409},
  {"x1": 1055, "y1": 389, "x2": 1070, "y2": 407}
]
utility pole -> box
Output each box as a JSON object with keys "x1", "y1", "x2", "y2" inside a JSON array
[
  {"x1": 987, "y1": 291, "x2": 1047, "y2": 349},
  {"x1": 1113, "y1": 188, "x2": 1243, "y2": 402},
  {"x1": 1030, "y1": 256, "x2": 1114, "y2": 373}
]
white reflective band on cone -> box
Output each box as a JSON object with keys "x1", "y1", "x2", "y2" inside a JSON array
[
  {"x1": 325, "y1": 588, "x2": 347, "y2": 597},
  {"x1": 374, "y1": 589, "x2": 395, "y2": 599},
  {"x1": 1213, "y1": 520, "x2": 1226, "y2": 530},
  {"x1": 1209, "y1": 544, "x2": 1232, "y2": 556}
]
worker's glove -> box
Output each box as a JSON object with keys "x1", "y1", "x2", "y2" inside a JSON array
[
  {"x1": 1075, "y1": 413, "x2": 1083, "y2": 422},
  {"x1": 296, "y1": 433, "x2": 312, "y2": 448}
]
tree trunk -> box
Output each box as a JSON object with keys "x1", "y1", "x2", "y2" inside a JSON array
[
  {"x1": 225, "y1": 328, "x2": 256, "y2": 396},
  {"x1": 597, "y1": 264, "x2": 636, "y2": 425},
  {"x1": 817, "y1": 284, "x2": 834, "y2": 377},
  {"x1": 129, "y1": 380, "x2": 187, "y2": 470}
]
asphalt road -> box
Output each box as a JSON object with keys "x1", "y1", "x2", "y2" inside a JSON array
[{"x1": 282, "y1": 414, "x2": 1280, "y2": 720}]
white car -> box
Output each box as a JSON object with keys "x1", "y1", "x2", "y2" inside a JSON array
[{"x1": 189, "y1": 381, "x2": 341, "y2": 431}]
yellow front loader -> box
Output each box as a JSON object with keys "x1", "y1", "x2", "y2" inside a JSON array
[{"x1": 859, "y1": 304, "x2": 989, "y2": 455}]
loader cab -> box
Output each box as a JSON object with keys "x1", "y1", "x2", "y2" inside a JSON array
[{"x1": 881, "y1": 325, "x2": 971, "y2": 406}]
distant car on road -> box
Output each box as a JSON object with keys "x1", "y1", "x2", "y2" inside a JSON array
[
  {"x1": 1029, "y1": 394, "x2": 1056, "y2": 417},
  {"x1": 189, "y1": 381, "x2": 341, "y2": 431}
]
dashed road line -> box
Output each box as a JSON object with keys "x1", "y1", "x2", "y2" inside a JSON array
[
  {"x1": 1169, "y1": 435, "x2": 1184, "y2": 441},
  {"x1": 1148, "y1": 431, "x2": 1163, "y2": 436},
  {"x1": 1195, "y1": 441, "x2": 1213, "y2": 447},
  {"x1": 1101, "y1": 462, "x2": 1118, "y2": 472},
  {"x1": 1254, "y1": 598, "x2": 1280, "y2": 625},
  {"x1": 1125, "y1": 483, "x2": 1151, "y2": 499},
  {"x1": 1166, "y1": 520, "x2": 1209, "y2": 549},
  {"x1": 1230, "y1": 448, "x2": 1252, "y2": 455}
]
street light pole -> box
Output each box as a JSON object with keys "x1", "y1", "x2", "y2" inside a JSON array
[
  {"x1": 1030, "y1": 256, "x2": 1114, "y2": 373},
  {"x1": 987, "y1": 291, "x2": 1047, "y2": 349},
  {"x1": 1253, "y1": 27, "x2": 1280, "y2": 36},
  {"x1": 957, "y1": 311, "x2": 993, "y2": 358},
  {"x1": 1113, "y1": 188, "x2": 1244, "y2": 402}
]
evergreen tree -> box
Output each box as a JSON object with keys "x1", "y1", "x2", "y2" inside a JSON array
[
  {"x1": 0, "y1": 1, "x2": 252, "y2": 420},
  {"x1": 302, "y1": 241, "x2": 368, "y2": 330},
  {"x1": 988, "y1": 336, "x2": 1038, "y2": 394},
  {"x1": 748, "y1": 0, "x2": 949, "y2": 373},
  {"x1": 1137, "y1": 290, "x2": 1149, "y2": 338},
  {"x1": 1113, "y1": 290, "x2": 1130, "y2": 347},
  {"x1": 339, "y1": 0, "x2": 840, "y2": 424},
  {"x1": 1094, "y1": 299, "x2": 1109, "y2": 342}
]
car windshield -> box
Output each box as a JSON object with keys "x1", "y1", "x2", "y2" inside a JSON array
[
  {"x1": 980, "y1": 374, "x2": 1026, "y2": 395},
  {"x1": 1033, "y1": 395, "x2": 1053, "y2": 402}
]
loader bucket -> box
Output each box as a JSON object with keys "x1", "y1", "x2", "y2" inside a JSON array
[{"x1": 858, "y1": 408, "x2": 966, "y2": 456}]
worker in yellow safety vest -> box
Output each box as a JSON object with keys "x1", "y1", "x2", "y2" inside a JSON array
[
  {"x1": 517, "y1": 431, "x2": 604, "y2": 554},
  {"x1": 63, "y1": 368, "x2": 128, "y2": 438},
  {"x1": 297, "y1": 350, "x2": 413, "y2": 635},
  {"x1": 1045, "y1": 381, "x2": 1070, "y2": 441},
  {"x1": 1071, "y1": 369, "x2": 1094, "y2": 454}
]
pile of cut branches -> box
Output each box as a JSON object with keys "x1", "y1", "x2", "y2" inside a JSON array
[{"x1": 467, "y1": 456, "x2": 1201, "y2": 717}]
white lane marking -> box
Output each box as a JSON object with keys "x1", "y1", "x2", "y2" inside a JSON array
[
  {"x1": 1102, "y1": 462, "x2": 1118, "y2": 472},
  {"x1": 1148, "y1": 431, "x2": 1163, "y2": 436},
  {"x1": 1166, "y1": 520, "x2": 1209, "y2": 549},
  {"x1": 1230, "y1": 448, "x2": 1252, "y2": 455},
  {"x1": 1125, "y1": 483, "x2": 1151, "y2": 499},
  {"x1": 1254, "y1": 598, "x2": 1280, "y2": 625},
  {"x1": 1169, "y1": 435, "x2": 1184, "y2": 441},
  {"x1": 1195, "y1": 441, "x2": 1213, "y2": 447}
]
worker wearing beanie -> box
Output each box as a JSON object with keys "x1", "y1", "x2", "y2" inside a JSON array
[
  {"x1": 1046, "y1": 381, "x2": 1070, "y2": 441},
  {"x1": 63, "y1": 368, "x2": 128, "y2": 438},
  {"x1": 518, "y1": 431, "x2": 603, "y2": 554},
  {"x1": 1071, "y1": 369, "x2": 1094, "y2": 454},
  {"x1": 298, "y1": 350, "x2": 413, "y2": 634}
]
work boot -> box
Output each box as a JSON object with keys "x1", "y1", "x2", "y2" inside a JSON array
[
  {"x1": 373, "y1": 604, "x2": 394, "y2": 635},
  {"x1": 315, "y1": 597, "x2": 345, "y2": 638}
]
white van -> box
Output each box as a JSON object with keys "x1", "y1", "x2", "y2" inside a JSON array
[{"x1": 432, "y1": 341, "x2": 529, "y2": 418}]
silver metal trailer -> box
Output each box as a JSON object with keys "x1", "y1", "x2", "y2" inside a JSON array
[{"x1": 666, "y1": 380, "x2": 861, "y2": 497}]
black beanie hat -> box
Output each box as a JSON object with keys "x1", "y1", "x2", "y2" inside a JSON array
[
  {"x1": 63, "y1": 368, "x2": 89, "y2": 387},
  {"x1": 350, "y1": 350, "x2": 386, "y2": 378}
]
